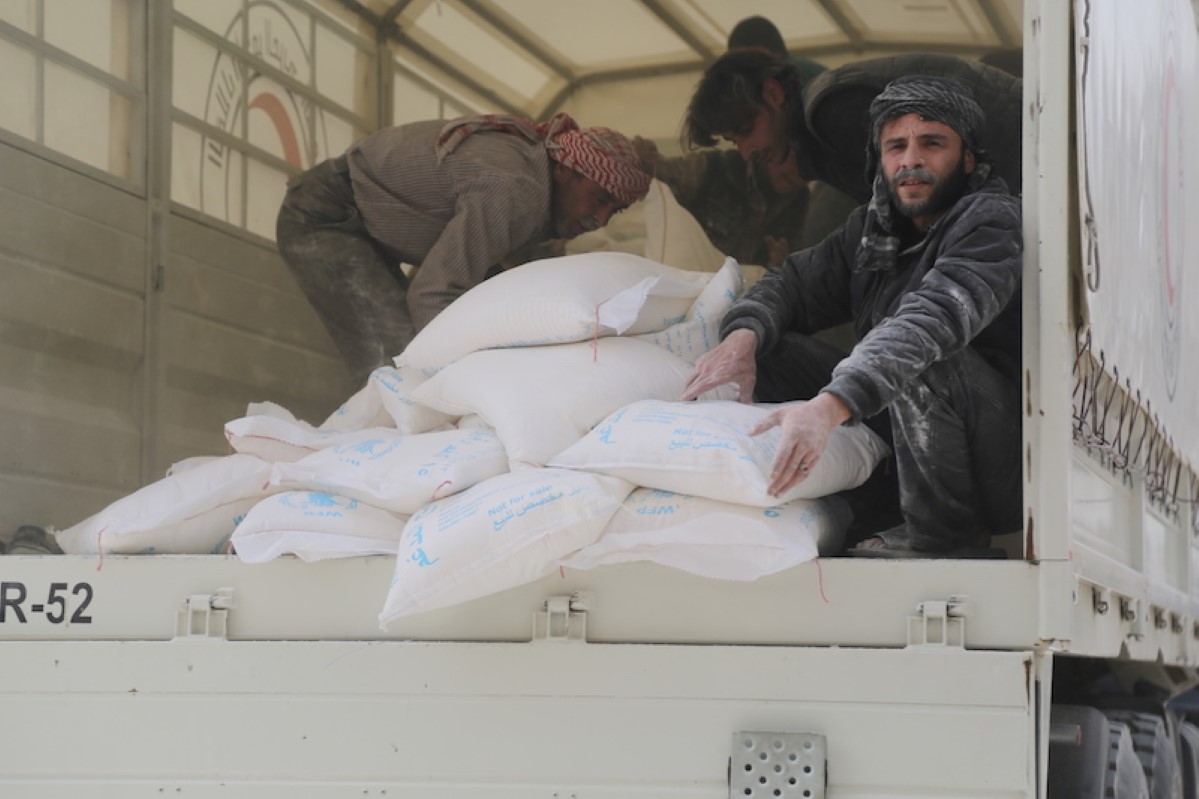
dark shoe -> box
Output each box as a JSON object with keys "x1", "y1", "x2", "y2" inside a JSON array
[
  {"x1": 847, "y1": 544, "x2": 1007, "y2": 559},
  {"x1": 837, "y1": 458, "x2": 903, "y2": 548},
  {"x1": 847, "y1": 523, "x2": 1006, "y2": 560},
  {"x1": 6, "y1": 525, "x2": 62, "y2": 555}
]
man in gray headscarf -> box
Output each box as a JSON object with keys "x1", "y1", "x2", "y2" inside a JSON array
[{"x1": 682, "y1": 75, "x2": 1023, "y2": 557}]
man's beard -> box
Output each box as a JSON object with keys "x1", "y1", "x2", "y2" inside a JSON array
[{"x1": 887, "y1": 154, "x2": 971, "y2": 220}]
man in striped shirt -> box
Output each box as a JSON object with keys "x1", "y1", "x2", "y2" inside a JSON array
[{"x1": 277, "y1": 113, "x2": 651, "y2": 384}]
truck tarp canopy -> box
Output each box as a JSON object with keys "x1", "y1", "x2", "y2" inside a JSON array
[{"x1": 337, "y1": 0, "x2": 1023, "y2": 143}]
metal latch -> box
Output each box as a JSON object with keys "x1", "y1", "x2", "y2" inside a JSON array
[
  {"x1": 533, "y1": 592, "x2": 590, "y2": 643},
  {"x1": 907, "y1": 595, "x2": 969, "y2": 648},
  {"x1": 1120, "y1": 597, "x2": 1146, "y2": 640},
  {"x1": 174, "y1": 588, "x2": 234, "y2": 639},
  {"x1": 729, "y1": 731, "x2": 826, "y2": 799}
]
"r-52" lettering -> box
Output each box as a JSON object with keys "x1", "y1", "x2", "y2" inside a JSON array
[{"x1": 0, "y1": 582, "x2": 93, "y2": 624}]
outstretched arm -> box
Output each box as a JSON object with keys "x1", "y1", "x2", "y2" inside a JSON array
[
  {"x1": 750, "y1": 392, "x2": 852, "y2": 497},
  {"x1": 406, "y1": 177, "x2": 541, "y2": 330},
  {"x1": 681, "y1": 328, "x2": 759, "y2": 403}
]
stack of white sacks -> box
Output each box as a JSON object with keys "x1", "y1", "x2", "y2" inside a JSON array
[{"x1": 54, "y1": 252, "x2": 888, "y2": 626}]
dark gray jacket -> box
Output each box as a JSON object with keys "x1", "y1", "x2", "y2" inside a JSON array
[{"x1": 720, "y1": 175, "x2": 1022, "y2": 422}]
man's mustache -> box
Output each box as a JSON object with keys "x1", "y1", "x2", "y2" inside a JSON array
[{"x1": 891, "y1": 167, "x2": 937, "y2": 184}]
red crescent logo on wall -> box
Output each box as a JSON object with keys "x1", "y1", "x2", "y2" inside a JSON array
[
  {"x1": 248, "y1": 92, "x2": 302, "y2": 167},
  {"x1": 200, "y1": 0, "x2": 328, "y2": 224}
]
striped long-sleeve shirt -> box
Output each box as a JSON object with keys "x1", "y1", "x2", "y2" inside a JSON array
[{"x1": 345, "y1": 120, "x2": 555, "y2": 330}]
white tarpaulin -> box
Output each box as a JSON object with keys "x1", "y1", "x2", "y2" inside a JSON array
[{"x1": 1076, "y1": 0, "x2": 1199, "y2": 466}]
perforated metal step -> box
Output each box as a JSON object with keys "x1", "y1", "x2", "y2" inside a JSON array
[{"x1": 729, "y1": 731, "x2": 826, "y2": 799}]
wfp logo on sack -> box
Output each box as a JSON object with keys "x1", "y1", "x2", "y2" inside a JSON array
[
  {"x1": 630, "y1": 488, "x2": 681, "y2": 516},
  {"x1": 370, "y1": 369, "x2": 412, "y2": 401},
  {"x1": 403, "y1": 523, "x2": 439, "y2": 568},
  {"x1": 332, "y1": 437, "x2": 401, "y2": 467},
  {"x1": 280, "y1": 492, "x2": 358, "y2": 518}
]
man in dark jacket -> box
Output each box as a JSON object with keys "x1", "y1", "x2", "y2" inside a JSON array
[
  {"x1": 628, "y1": 17, "x2": 855, "y2": 269},
  {"x1": 681, "y1": 75, "x2": 1023, "y2": 557},
  {"x1": 630, "y1": 144, "x2": 823, "y2": 268},
  {"x1": 727, "y1": 15, "x2": 825, "y2": 85},
  {"x1": 683, "y1": 49, "x2": 1023, "y2": 204}
]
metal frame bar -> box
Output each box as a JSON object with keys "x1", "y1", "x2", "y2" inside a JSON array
[
  {"x1": 381, "y1": 0, "x2": 414, "y2": 29},
  {"x1": 637, "y1": 0, "x2": 717, "y2": 61},
  {"x1": 1022, "y1": 0, "x2": 1076, "y2": 682},
  {"x1": 391, "y1": 58, "x2": 476, "y2": 119},
  {"x1": 537, "y1": 82, "x2": 577, "y2": 120},
  {"x1": 172, "y1": 108, "x2": 301, "y2": 177},
  {"x1": 387, "y1": 30, "x2": 523, "y2": 115},
  {"x1": 167, "y1": 201, "x2": 280, "y2": 248},
  {"x1": 0, "y1": 9, "x2": 147, "y2": 185},
  {"x1": 128, "y1": 0, "x2": 148, "y2": 187},
  {"x1": 1023, "y1": 0, "x2": 1075, "y2": 564},
  {"x1": 238, "y1": 0, "x2": 249, "y2": 230},
  {"x1": 538, "y1": 33, "x2": 1009, "y2": 106},
  {"x1": 813, "y1": 0, "x2": 867, "y2": 52},
  {"x1": 0, "y1": 19, "x2": 144, "y2": 100},
  {"x1": 308, "y1": 9, "x2": 321, "y2": 165},
  {"x1": 172, "y1": 11, "x2": 373, "y2": 133},
  {"x1": 165, "y1": 0, "x2": 383, "y2": 226},
  {"x1": 335, "y1": 0, "x2": 524, "y2": 117},
  {"x1": 0, "y1": 129, "x2": 144, "y2": 196},
  {"x1": 303, "y1": 0, "x2": 380, "y2": 128},
  {"x1": 277, "y1": 0, "x2": 382, "y2": 134},
  {"x1": 537, "y1": 60, "x2": 706, "y2": 119},
  {"x1": 141, "y1": 0, "x2": 172, "y2": 487},
  {"x1": 534, "y1": 34, "x2": 1011, "y2": 118},
  {"x1": 276, "y1": 0, "x2": 376, "y2": 53},
  {"x1": 976, "y1": 0, "x2": 1020, "y2": 48},
  {"x1": 169, "y1": 0, "x2": 383, "y2": 236},
  {"x1": 34, "y1": 2, "x2": 44, "y2": 147},
  {"x1": 456, "y1": 0, "x2": 571, "y2": 81},
  {"x1": 376, "y1": 24, "x2": 394, "y2": 127},
  {"x1": 377, "y1": 0, "x2": 421, "y2": 124},
  {"x1": 340, "y1": 0, "x2": 1015, "y2": 121}
]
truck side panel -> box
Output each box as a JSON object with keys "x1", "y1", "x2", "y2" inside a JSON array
[{"x1": 0, "y1": 641, "x2": 1034, "y2": 797}]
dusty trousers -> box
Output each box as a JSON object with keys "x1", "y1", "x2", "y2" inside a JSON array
[
  {"x1": 754, "y1": 332, "x2": 1022, "y2": 551},
  {"x1": 276, "y1": 156, "x2": 415, "y2": 385}
]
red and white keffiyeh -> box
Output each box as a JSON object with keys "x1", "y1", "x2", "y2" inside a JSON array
[{"x1": 435, "y1": 112, "x2": 650, "y2": 205}]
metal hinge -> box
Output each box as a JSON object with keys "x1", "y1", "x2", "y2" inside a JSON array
[
  {"x1": 533, "y1": 592, "x2": 591, "y2": 643},
  {"x1": 729, "y1": 731, "x2": 826, "y2": 799},
  {"x1": 174, "y1": 588, "x2": 234, "y2": 640},
  {"x1": 907, "y1": 595, "x2": 969, "y2": 648}
]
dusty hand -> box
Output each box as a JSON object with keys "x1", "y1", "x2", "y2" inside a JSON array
[
  {"x1": 681, "y1": 329, "x2": 758, "y2": 403},
  {"x1": 749, "y1": 393, "x2": 852, "y2": 497}
]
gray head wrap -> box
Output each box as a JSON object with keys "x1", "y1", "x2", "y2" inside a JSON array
[
  {"x1": 856, "y1": 75, "x2": 991, "y2": 273},
  {"x1": 864, "y1": 74, "x2": 988, "y2": 180}
]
